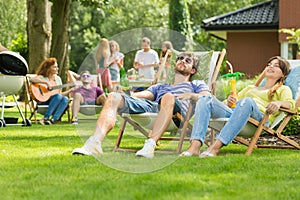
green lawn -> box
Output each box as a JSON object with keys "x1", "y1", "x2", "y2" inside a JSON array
[{"x1": 0, "y1": 110, "x2": 300, "y2": 200}]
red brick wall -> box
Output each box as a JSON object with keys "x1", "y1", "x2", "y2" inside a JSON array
[
  {"x1": 279, "y1": 0, "x2": 300, "y2": 42},
  {"x1": 227, "y1": 32, "x2": 280, "y2": 77}
]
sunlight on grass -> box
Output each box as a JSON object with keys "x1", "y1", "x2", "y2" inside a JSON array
[{"x1": 0, "y1": 118, "x2": 300, "y2": 199}]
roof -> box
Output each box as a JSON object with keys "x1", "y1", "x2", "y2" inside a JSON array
[{"x1": 202, "y1": 0, "x2": 279, "y2": 31}]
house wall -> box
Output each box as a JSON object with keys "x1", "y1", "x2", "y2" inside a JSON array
[
  {"x1": 227, "y1": 32, "x2": 280, "y2": 77},
  {"x1": 279, "y1": 0, "x2": 300, "y2": 42}
]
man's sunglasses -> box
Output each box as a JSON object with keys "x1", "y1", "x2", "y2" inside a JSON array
[
  {"x1": 81, "y1": 74, "x2": 91, "y2": 78},
  {"x1": 176, "y1": 56, "x2": 193, "y2": 64}
]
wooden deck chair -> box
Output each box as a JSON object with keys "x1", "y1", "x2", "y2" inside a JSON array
[
  {"x1": 67, "y1": 72, "x2": 103, "y2": 121},
  {"x1": 115, "y1": 49, "x2": 226, "y2": 153},
  {"x1": 209, "y1": 62, "x2": 300, "y2": 155},
  {"x1": 24, "y1": 74, "x2": 71, "y2": 124}
]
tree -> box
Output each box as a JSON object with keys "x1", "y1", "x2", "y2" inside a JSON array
[
  {"x1": 27, "y1": 0, "x2": 51, "y2": 73},
  {"x1": 50, "y1": 0, "x2": 70, "y2": 82},
  {"x1": 69, "y1": 1, "x2": 102, "y2": 72},
  {"x1": 280, "y1": 28, "x2": 300, "y2": 55},
  {"x1": 69, "y1": 0, "x2": 169, "y2": 71},
  {"x1": 26, "y1": 0, "x2": 108, "y2": 77},
  {"x1": 169, "y1": 0, "x2": 193, "y2": 51},
  {"x1": 0, "y1": 0, "x2": 27, "y2": 47}
]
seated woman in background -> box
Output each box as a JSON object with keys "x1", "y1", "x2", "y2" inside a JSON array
[
  {"x1": 108, "y1": 40, "x2": 124, "y2": 81},
  {"x1": 179, "y1": 56, "x2": 295, "y2": 157},
  {"x1": 30, "y1": 58, "x2": 73, "y2": 125}
]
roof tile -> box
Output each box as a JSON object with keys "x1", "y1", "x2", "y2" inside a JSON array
[{"x1": 202, "y1": 0, "x2": 278, "y2": 30}]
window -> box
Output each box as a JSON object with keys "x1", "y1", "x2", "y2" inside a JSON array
[
  {"x1": 281, "y1": 42, "x2": 299, "y2": 59},
  {"x1": 288, "y1": 43, "x2": 298, "y2": 59}
]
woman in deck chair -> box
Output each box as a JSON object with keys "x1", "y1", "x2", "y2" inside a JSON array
[{"x1": 181, "y1": 56, "x2": 295, "y2": 157}]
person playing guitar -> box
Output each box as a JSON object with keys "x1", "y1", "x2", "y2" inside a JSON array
[{"x1": 30, "y1": 58, "x2": 74, "y2": 125}]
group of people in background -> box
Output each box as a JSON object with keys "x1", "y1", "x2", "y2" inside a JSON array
[
  {"x1": 28, "y1": 37, "x2": 174, "y2": 125},
  {"x1": 95, "y1": 37, "x2": 173, "y2": 92},
  {"x1": 133, "y1": 38, "x2": 173, "y2": 80},
  {"x1": 94, "y1": 38, "x2": 124, "y2": 93}
]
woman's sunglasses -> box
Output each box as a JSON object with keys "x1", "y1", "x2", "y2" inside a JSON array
[{"x1": 176, "y1": 56, "x2": 193, "y2": 64}]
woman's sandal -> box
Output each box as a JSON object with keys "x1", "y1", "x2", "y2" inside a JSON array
[
  {"x1": 179, "y1": 151, "x2": 192, "y2": 157},
  {"x1": 199, "y1": 151, "x2": 215, "y2": 158}
]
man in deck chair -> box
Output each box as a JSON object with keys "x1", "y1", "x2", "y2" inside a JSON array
[
  {"x1": 71, "y1": 70, "x2": 106, "y2": 124},
  {"x1": 72, "y1": 52, "x2": 211, "y2": 158}
]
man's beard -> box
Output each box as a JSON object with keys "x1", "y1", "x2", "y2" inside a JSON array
[{"x1": 175, "y1": 69, "x2": 190, "y2": 76}]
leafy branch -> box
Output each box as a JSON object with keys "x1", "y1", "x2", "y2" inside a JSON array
[{"x1": 279, "y1": 28, "x2": 300, "y2": 53}]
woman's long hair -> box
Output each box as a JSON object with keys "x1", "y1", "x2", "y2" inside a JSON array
[
  {"x1": 267, "y1": 56, "x2": 290, "y2": 101},
  {"x1": 109, "y1": 40, "x2": 120, "y2": 54},
  {"x1": 35, "y1": 57, "x2": 57, "y2": 77},
  {"x1": 95, "y1": 38, "x2": 110, "y2": 62},
  {"x1": 161, "y1": 41, "x2": 173, "y2": 58}
]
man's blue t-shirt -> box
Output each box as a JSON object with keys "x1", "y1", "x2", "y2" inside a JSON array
[{"x1": 147, "y1": 80, "x2": 210, "y2": 114}]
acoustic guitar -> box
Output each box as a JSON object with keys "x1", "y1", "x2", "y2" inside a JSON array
[{"x1": 30, "y1": 83, "x2": 76, "y2": 102}]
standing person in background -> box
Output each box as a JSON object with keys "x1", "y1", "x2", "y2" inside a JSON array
[
  {"x1": 159, "y1": 41, "x2": 173, "y2": 79},
  {"x1": 134, "y1": 37, "x2": 159, "y2": 79},
  {"x1": 95, "y1": 38, "x2": 113, "y2": 93},
  {"x1": 30, "y1": 58, "x2": 73, "y2": 125},
  {"x1": 108, "y1": 40, "x2": 124, "y2": 81}
]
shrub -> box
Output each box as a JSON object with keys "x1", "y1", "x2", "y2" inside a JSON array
[
  {"x1": 215, "y1": 77, "x2": 256, "y2": 101},
  {"x1": 8, "y1": 33, "x2": 28, "y2": 61},
  {"x1": 281, "y1": 110, "x2": 300, "y2": 136}
]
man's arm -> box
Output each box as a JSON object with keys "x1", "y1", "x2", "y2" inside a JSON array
[
  {"x1": 96, "y1": 93, "x2": 107, "y2": 105},
  {"x1": 135, "y1": 62, "x2": 158, "y2": 69},
  {"x1": 131, "y1": 90, "x2": 154, "y2": 101},
  {"x1": 191, "y1": 91, "x2": 211, "y2": 101},
  {"x1": 174, "y1": 91, "x2": 211, "y2": 102},
  {"x1": 134, "y1": 61, "x2": 142, "y2": 69}
]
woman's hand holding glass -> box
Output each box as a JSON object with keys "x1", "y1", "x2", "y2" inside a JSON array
[{"x1": 227, "y1": 92, "x2": 238, "y2": 108}]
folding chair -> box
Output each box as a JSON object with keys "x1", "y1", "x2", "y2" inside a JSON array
[
  {"x1": 209, "y1": 62, "x2": 300, "y2": 155},
  {"x1": 24, "y1": 74, "x2": 71, "y2": 124},
  {"x1": 114, "y1": 49, "x2": 226, "y2": 153}
]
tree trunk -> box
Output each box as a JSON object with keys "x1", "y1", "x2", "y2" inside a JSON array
[
  {"x1": 50, "y1": 0, "x2": 70, "y2": 83},
  {"x1": 27, "y1": 0, "x2": 51, "y2": 73}
]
